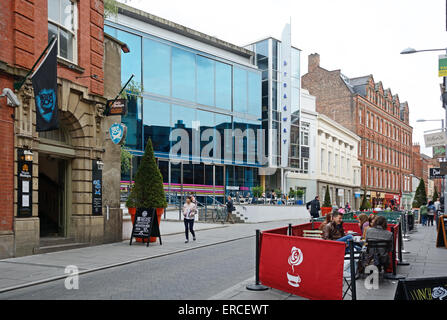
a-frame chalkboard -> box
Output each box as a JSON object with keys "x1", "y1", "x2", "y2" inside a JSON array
[
  {"x1": 129, "y1": 208, "x2": 162, "y2": 247},
  {"x1": 436, "y1": 215, "x2": 447, "y2": 248}
]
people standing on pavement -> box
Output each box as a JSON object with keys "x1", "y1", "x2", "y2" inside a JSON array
[
  {"x1": 226, "y1": 196, "x2": 236, "y2": 224},
  {"x1": 183, "y1": 196, "x2": 197, "y2": 243},
  {"x1": 419, "y1": 203, "x2": 428, "y2": 226},
  {"x1": 427, "y1": 200, "x2": 435, "y2": 227},
  {"x1": 434, "y1": 198, "x2": 441, "y2": 227},
  {"x1": 345, "y1": 202, "x2": 351, "y2": 212},
  {"x1": 306, "y1": 196, "x2": 321, "y2": 219}
]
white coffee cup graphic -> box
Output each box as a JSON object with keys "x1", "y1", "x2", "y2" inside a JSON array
[{"x1": 287, "y1": 247, "x2": 303, "y2": 288}]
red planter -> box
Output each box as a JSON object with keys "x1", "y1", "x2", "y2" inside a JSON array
[
  {"x1": 129, "y1": 207, "x2": 164, "y2": 243},
  {"x1": 321, "y1": 207, "x2": 332, "y2": 217}
]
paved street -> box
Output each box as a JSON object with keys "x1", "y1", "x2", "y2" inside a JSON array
[
  {"x1": 0, "y1": 218, "x2": 306, "y2": 298},
  {"x1": 0, "y1": 237, "x2": 255, "y2": 300}
]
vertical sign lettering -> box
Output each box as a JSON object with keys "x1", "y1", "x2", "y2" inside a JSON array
[{"x1": 281, "y1": 23, "x2": 292, "y2": 168}]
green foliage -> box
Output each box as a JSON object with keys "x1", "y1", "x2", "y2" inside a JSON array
[
  {"x1": 360, "y1": 187, "x2": 372, "y2": 211},
  {"x1": 128, "y1": 138, "x2": 167, "y2": 208},
  {"x1": 323, "y1": 186, "x2": 331, "y2": 207},
  {"x1": 252, "y1": 186, "x2": 264, "y2": 198},
  {"x1": 104, "y1": 0, "x2": 119, "y2": 18},
  {"x1": 274, "y1": 189, "x2": 282, "y2": 198},
  {"x1": 433, "y1": 186, "x2": 439, "y2": 202},
  {"x1": 296, "y1": 189, "x2": 305, "y2": 197},
  {"x1": 120, "y1": 79, "x2": 143, "y2": 99},
  {"x1": 413, "y1": 179, "x2": 427, "y2": 208},
  {"x1": 125, "y1": 188, "x2": 136, "y2": 208},
  {"x1": 288, "y1": 188, "x2": 296, "y2": 198},
  {"x1": 121, "y1": 147, "x2": 132, "y2": 174}
]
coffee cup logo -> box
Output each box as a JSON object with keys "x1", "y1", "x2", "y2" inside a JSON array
[{"x1": 287, "y1": 247, "x2": 303, "y2": 288}]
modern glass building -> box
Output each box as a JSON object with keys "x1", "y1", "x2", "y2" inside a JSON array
[
  {"x1": 105, "y1": 4, "x2": 263, "y2": 204},
  {"x1": 245, "y1": 38, "x2": 308, "y2": 192}
]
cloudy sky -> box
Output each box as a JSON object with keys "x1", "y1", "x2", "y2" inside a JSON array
[{"x1": 120, "y1": 0, "x2": 447, "y2": 156}]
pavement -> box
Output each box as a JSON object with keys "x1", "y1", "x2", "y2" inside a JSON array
[
  {"x1": 0, "y1": 218, "x2": 306, "y2": 294},
  {"x1": 209, "y1": 222, "x2": 447, "y2": 300}
]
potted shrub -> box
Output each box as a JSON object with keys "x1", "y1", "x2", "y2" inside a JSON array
[
  {"x1": 252, "y1": 186, "x2": 264, "y2": 203},
  {"x1": 296, "y1": 189, "x2": 304, "y2": 205},
  {"x1": 321, "y1": 185, "x2": 332, "y2": 216},
  {"x1": 128, "y1": 138, "x2": 167, "y2": 243}
]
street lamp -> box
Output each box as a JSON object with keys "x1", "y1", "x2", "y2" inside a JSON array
[
  {"x1": 402, "y1": 47, "x2": 447, "y2": 216},
  {"x1": 416, "y1": 118, "x2": 445, "y2": 128},
  {"x1": 400, "y1": 48, "x2": 447, "y2": 54}
]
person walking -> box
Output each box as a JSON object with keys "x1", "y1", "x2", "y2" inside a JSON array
[
  {"x1": 306, "y1": 196, "x2": 321, "y2": 219},
  {"x1": 427, "y1": 200, "x2": 435, "y2": 227},
  {"x1": 419, "y1": 203, "x2": 428, "y2": 226},
  {"x1": 183, "y1": 196, "x2": 197, "y2": 243},
  {"x1": 434, "y1": 198, "x2": 441, "y2": 228},
  {"x1": 226, "y1": 196, "x2": 235, "y2": 224}
]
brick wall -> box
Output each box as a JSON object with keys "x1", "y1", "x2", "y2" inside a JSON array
[
  {"x1": 0, "y1": 75, "x2": 15, "y2": 232},
  {"x1": 302, "y1": 53, "x2": 414, "y2": 198}
]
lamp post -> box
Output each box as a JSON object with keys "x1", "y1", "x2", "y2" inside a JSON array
[{"x1": 402, "y1": 46, "x2": 447, "y2": 217}]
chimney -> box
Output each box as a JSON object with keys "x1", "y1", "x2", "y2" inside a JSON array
[{"x1": 308, "y1": 53, "x2": 320, "y2": 72}]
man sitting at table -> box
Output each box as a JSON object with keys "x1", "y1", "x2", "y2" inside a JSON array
[
  {"x1": 322, "y1": 211, "x2": 362, "y2": 251},
  {"x1": 359, "y1": 216, "x2": 393, "y2": 272}
]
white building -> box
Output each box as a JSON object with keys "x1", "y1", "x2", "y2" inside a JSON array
[
  {"x1": 286, "y1": 89, "x2": 318, "y2": 203},
  {"x1": 316, "y1": 113, "x2": 362, "y2": 209}
]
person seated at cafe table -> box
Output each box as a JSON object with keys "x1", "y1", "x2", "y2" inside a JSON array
[
  {"x1": 362, "y1": 216, "x2": 393, "y2": 272},
  {"x1": 322, "y1": 211, "x2": 362, "y2": 251},
  {"x1": 318, "y1": 212, "x2": 333, "y2": 231}
]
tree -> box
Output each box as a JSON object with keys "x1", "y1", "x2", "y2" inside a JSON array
[
  {"x1": 360, "y1": 187, "x2": 372, "y2": 211},
  {"x1": 252, "y1": 186, "x2": 264, "y2": 198},
  {"x1": 323, "y1": 186, "x2": 332, "y2": 207},
  {"x1": 433, "y1": 186, "x2": 439, "y2": 202},
  {"x1": 128, "y1": 138, "x2": 167, "y2": 208},
  {"x1": 413, "y1": 179, "x2": 427, "y2": 208}
]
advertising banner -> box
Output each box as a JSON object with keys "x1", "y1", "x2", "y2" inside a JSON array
[{"x1": 259, "y1": 232, "x2": 346, "y2": 300}]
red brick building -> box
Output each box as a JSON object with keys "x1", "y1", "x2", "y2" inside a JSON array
[
  {"x1": 412, "y1": 144, "x2": 441, "y2": 199},
  {"x1": 0, "y1": 0, "x2": 123, "y2": 258},
  {"x1": 302, "y1": 53, "x2": 413, "y2": 208}
]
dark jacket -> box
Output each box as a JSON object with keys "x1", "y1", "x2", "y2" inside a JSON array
[
  {"x1": 226, "y1": 199, "x2": 235, "y2": 213},
  {"x1": 306, "y1": 199, "x2": 320, "y2": 218},
  {"x1": 364, "y1": 226, "x2": 393, "y2": 268},
  {"x1": 322, "y1": 221, "x2": 345, "y2": 240}
]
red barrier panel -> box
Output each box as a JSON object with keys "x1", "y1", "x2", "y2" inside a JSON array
[{"x1": 259, "y1": 232, "x2": 346, "y2": 300}]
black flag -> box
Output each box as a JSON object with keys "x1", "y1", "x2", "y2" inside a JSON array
[{"x1": 32, "y1": 39, "x2": 59, "y2": 132}]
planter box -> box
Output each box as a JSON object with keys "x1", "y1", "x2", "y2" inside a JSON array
[{"x1": 321, "y1": 207, "x2": 332, "y2": 217}]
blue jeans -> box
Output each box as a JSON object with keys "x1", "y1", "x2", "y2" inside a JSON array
[
  {"x1": 336, "y1": 235, "x2": 362, "y2": 252},
  {"x1": 184, "y1": 219, "x2": 195, "y2": 240},
  {"x1": 421, "y1": 215, "x2": 427, "y2": 226}
]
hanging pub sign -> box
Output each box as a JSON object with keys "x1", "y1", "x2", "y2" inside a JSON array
[
  {"x1": 394, "y1": 276, "x2": 447, "y2": 300},
  {"x1": 109, "y1": 123, "x2": 127, "y2": 145},
  {"x1": 31, "y1": 39, "x2": 59, "y2": 132},
  {"x1": 429, "y1": 167, "x2": 444, "y2": 179},
  {"x1": 436, "y1": 215, "x2": 447, "y2": 248},
  {"x1": 105, "y1": 99, "x2": 127, "y2": 116},
  {"x1": 92, "y1": 160, "x2": 103, "y2": 216},
  {"x1": 129, "y1": 208, "x2": 162, "y2": 246},
  {"x1": 17, "y1": 148, "x2": 33, "y2": 217}
]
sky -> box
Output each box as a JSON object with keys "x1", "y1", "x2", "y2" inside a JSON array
[{"x1": 119, "y1": 0, "x2": 447, "y2": 156}]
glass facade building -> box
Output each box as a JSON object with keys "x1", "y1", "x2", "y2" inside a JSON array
[
  {"x1": 245, "y1": 38, "x2": 305, "y2": 191},
  {"x1": 105, "y1": 20, "x2": 263, "y2": 204}
]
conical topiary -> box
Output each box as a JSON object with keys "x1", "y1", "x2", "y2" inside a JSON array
[
  {"x1": 413, "y1": 179, "x2": 427, "y2": 208},
  {"x1": 433, "y1": 186, "x2": 439, "y2": 202},
  {"x1": 129, "y1": 138, "x2": 167, "y2": 209},
  {"x1": 323, "y1": 185, "x2": 331, "y2": 207},
  {"x1": 360, "y1": 187, "x2": 371, "y2": 211}
]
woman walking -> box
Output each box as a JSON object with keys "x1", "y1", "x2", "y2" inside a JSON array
[{"x1": 183, "y1": 196, "x2": 197, "y2": 243}]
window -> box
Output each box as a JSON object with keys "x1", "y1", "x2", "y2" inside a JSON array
[
  {"x1": 196, "y1": 56, "x2": 215, "y2": 106},
  {"x1": 143, "y1": 39, "x2": 170, "y2": 97},
  {"x1": 48, "y1": 0, "x2": 77, "y2": 62},
  {"x1": 233, "y1": 67, "x2": 248, "y2": 113},
  {"x1": 248, "y1": 71, "x2": 261, "y2": 118},
  {"x1": 321, "y1": 149, "x2": 325, "y2": 173},
  {"x1": 172, "y1": 47, "x2": 196, "y2": 102},
  {"x1": 143, "y1": 99, "x2": 170, "y2": 153},
  {"x1": 359, "y1": 108, "x2": 363, "y2": 124},
  {"x1": 215, "y1": 62, "x2": 232, "y2": 110},
  {"x1": 328, "y1": 151, "x2": 332, "y2": 173}
]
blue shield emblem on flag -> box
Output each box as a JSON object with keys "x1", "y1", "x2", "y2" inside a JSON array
[
  {"x1": 36, "y1": 89, "x2": 56, "y2": 123},
  {"x1": 109, "y1": 123, "x2": 126, "y2": 145}
]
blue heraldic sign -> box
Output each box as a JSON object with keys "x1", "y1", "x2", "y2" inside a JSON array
[
  {"x1": 109, "y1": 123, "x2": 127, "y2": 145},
  {"x1": 32, "y1": 39, "x2": 59, "y2": 132}
]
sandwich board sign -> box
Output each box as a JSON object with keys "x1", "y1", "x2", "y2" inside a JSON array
[
  {"x1": 394, "y1": 276, "x2": 447, "y2": 300},
  {"x1": 436, "y1": 215, "x2": 447, "y2": 248},
  {"x1": 129, "y1": 208, "x2": 162, "y2": 246}
]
